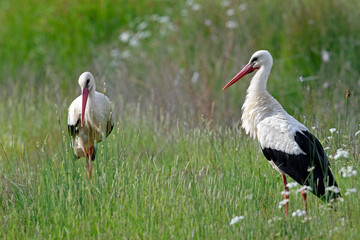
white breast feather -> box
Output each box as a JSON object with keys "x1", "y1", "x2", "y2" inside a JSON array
[
  {"x1": 68, "y1": 96, "x2": 81, "y2": 126},
  {"x1": 242, "y1": 91, "x2": 307, "y2": 155},
  {"x1": 86, "y1": 92, "x2": 113, "y2": 141}
]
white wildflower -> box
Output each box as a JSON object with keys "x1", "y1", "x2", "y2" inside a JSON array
[
  {"x1": 238, "y1": 3, "x2": 248, "y2": 11},
  {"x1": 137, "y1": 21, "x2": 148, "y2": 31},
  {"x1": 230, "y1": 216, "x2": 244, "y2": 225},
  {"x1": 325, "y1": 186, "x2": 341, "y2": 193},
  {"x1": 321, "y1": 50, "x2": 330, "y2": 63},
  {"x1": 278, "y1": 199, "x2": 289, "y2": 209},
  {"x1": 297, "y1": 185, "x2": 313, "y2": 194},
  {"x1": 186, "y1": 0, "x2": 194, "y2": 5},
  {"x1": 311, "y1": 126, "x2": 316, "y2": 130},
  {"x1": 226, "y1": 9, "x2": 235, "y2": 16},
  {"x1": 191, "y1": 3, "x2": 201, "y2": 11},
  {"x1": 186, "y1": 0, "x2": 201, "y2": 11},
  {"x1": 225, "y1": 20, "x2": 238, "y2": 29},
  {"x1": 158, "y1": 16, "x2": 170, "y2": 24},
  {"x1": 110, "y1": 49, "x2": 120, "y2": 58},
  {"x1": 129, "y1": 37, "x2": 140, "y2": 47},
  {"x1": 204, "y1": 19, "x2": 212, "y2": 26},
  {"x1": 281, "y1": 191, "x2": 290, "y2": 196},
  {"x1": 323, "y1": 82, "x2": 330, "y2": 89},
  {"x1": 119, "y1": 31, "x2": 131, "y2": 43},
  {"x1": 340, "y1": 218, "x2": 345, "y2": 226},
  {"x1": 355, "y1": 130, "x2": 360, "y2": 137},
  {"x1": 111, "y1": 49, "x2": 131, "y2": 60},
  {"x1": 327, "y1": 136, "x2": 333, "y2": 140},
  {"x1": 167, "y1": 23, "x2": 178, "y2": 32},
  {"x1": 150, "y1": 14, "x2": 158, "y2": 21},
  {"x1": 120, "y1": 50, "x2": 131, "y2": 59},
  {"x1": 221, "y1": 0, "x2": 231, "y2": 7},
  {"x1": 323, "y1": 147, "x2": 330, "y2": 151},
  {"x1": 191, "y1": 72, "x2": 200, "y2": 83},
  {"x1": 307, "y1": 166, "x2": 315, "y2": 172},
  {"x1": 245, "y1": 193, "x2": 253, "y2": 200},
  {"x1": 345, "y1": 188, "x2": 357, "y2": 196},
  {"x1": 334, "y1": 149, "x2": 349, "y2": 160},
  {"x1": 323, "y1": 81, "x2": 330, "y2": 89},
  {"x1": 329, "y1": 128, "x2": 336, "y2": 133},
  {"x1": 339, "y1": 166, "x2": 357, "y2": 177},
  {"x1": 286, "y1": 182, "x2": 298, "y2": 188},
  {"x1": 319, "y1": 203, "x2": 332, "y2": 211},
  {"x1": 302, "y1": 216, "x2": 313, "y2": 223},
  {"x1": 292, "y1": 209, "x2": 306, "y2": 217},
  {"x1": 268, "y1": 216, "x2": 282, "y2": 223},
  {"x1": 135, "y1": 31, "x2": 151, "y2": 40}
]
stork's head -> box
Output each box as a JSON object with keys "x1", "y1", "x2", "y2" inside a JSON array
[
  {"x1": 223, "y1": 50, "x2": 273, "y2": 90},
  {"x1": 78, "y1": 72, "x2": 95, "y2": 92},
  {"x1": 78, "y1": 72, "x2": 95, "y2": 126}
]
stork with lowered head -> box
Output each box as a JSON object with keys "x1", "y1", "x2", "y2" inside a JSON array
[{"x1": 68, "y1": 72, "x2": 114, "y2": 178}]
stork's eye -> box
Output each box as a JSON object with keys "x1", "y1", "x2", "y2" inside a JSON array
[
  {"x1": 86, "y1": 79, "x2": 90, "y2": 87},
  {"x1": 251, "y1": 57, "x2": 258, "y2": 63}
]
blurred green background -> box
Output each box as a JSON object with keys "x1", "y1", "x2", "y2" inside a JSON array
[{"x1": 0, "y1": 0, "x2": 359, "y2": 164}]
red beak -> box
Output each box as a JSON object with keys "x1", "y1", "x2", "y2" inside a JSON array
[
  {"x1": 223, "y1": 63, "x2": 258, "y2": 90},
  {"x1": 81, "y1": 88, "x2": 90, "y2": 127}
]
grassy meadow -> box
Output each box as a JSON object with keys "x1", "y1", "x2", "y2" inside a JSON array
[{"x1": 0, "y1": 0, "x2": 359, "y2": 239}]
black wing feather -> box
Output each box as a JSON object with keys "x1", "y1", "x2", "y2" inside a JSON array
[
  {"x1": 67, "y1": 118, "x2": 80, "y2": 159},
  {"x1": 68, "y1": 118, "x2": 80, "y2": 138},
  {"x1": 262, "y1": 130, "x2": 340, "y2": 202},
  {"x1": 106, "y1": 121, "x2": 114, "y2": 138}
]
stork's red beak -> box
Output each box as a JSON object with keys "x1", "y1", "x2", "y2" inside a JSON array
[
  {"x1": 223, "y1": 63, "x2": 258, "y2": 90},
  {"x1": 81, "y1": 88, "x2": 90, "y2": 127}
]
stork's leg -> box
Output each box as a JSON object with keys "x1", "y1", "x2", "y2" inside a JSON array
[
  {"x1": 86, "y1": 155, "x2": 91, "y2": 179},
  {"x1": 301, "y1": 188, "x2": 308, "y2": 214},
  {"x1": 282, "y1": 173, "x2": 289, "y2": 217},
  {"x1": 88, "y1": 147, "x2": 93, "y2": 177}
]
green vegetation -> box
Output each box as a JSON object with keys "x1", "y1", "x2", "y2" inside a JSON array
[
  {"x1": 1, "y1": 109, "x2": 359, "y2": 239},
  {"x1": 0, "y1": 0, "x2": 359, "y2": 239}
]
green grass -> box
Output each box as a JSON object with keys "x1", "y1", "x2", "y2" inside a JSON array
[
  {"x1": 0, "y1": 108, "x2": 359, "y2": 239},
  {"x1": 1, "y1": 0, "x2": 360, "y2": 239}
]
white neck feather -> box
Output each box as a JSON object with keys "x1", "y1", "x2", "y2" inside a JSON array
[
  {"x1": 241, "y1": 62, "x2": 283, "y2": 138},
  {"x1": 247, "y1": 63, "x2": 272, "y2": 93}
]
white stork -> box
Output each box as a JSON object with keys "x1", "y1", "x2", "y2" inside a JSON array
[
  {"x1": 223, "y1": 50, "x2": 340, "y2": 215},
  {"x1": 68, "y1": 72, "x2": 114, "y2": 178}
]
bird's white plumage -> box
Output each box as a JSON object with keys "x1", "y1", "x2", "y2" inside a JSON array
[
  {"x1": 226, "y1": 50, "x2": 340, "y2": 204},
  {"x1": 240, "y1": 51, "x2": 307, "y2": 155},
  {"x1": 68, "y1": 72, "x2": 113, "y2": 158},
  {"x1": 257, "y1": 113, "x2": 307, "y2": 155},
  {"x1": 68, "y1": 96, "x2": 81, "y2": 126}
]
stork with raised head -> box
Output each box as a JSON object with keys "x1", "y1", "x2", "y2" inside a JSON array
[
  {"x1": 68, "y1": 72, "x2": 114, "y2": 178},
  {"x1": 223, "y1": 50, "x2": 340, "y2": 215}
]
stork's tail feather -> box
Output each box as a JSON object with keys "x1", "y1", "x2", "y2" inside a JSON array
[{"x1": 310, "y1": 168, "x2": 341, "y2": 202}]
